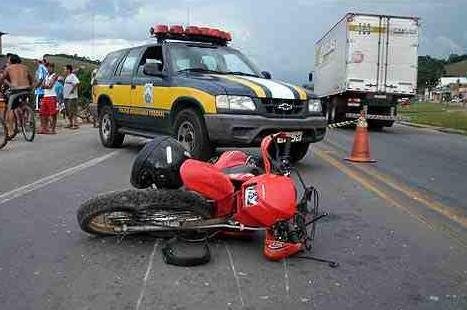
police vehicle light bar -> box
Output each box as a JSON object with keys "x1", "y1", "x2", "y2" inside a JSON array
[{"x1": 149, "y1": 24, "x2": 232, "y2": 45}]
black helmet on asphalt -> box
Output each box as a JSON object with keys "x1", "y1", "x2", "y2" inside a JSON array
[{"x1": 130, "y1": 136, "x2": 191, "y2": 189}]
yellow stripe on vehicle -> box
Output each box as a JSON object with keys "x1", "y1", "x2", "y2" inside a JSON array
[
  {"x1": 288, "y1": 84, "x2": 308, "y2": 101},
  {"x1": 216, "y1": 75, "x2": 267, "y2": 98},
  {"x1": 132, "y1": 86, "x2": 218, "y2": 114},
  {"x1": 92, "y1": 85, "x2": 111, "y2": 104}
]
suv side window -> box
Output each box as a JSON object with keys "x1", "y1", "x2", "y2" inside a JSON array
[
  {"x1": 201, "y1": 55, "x2": 218, "y2": 71},
  {"x1": 116, "y1": 48, "x2": 141, "y2": 77},
  {"x1": 95, "y1": 51, "x2": 125, "y2": 79},
  {"x1": 137, "y1": 45, "x2": 164, "y2": 76}
]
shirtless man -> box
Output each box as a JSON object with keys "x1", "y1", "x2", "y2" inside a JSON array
[{"x1": 0, "y1": 54, "x2": 33, "y2": 136}]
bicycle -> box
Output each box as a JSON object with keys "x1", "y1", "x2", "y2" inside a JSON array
[
  {"x1": 4, "y1": 90, "x2": 36, "y2": 142},
  {"x1": 76, "y1": 100, "x2": 97, "y2": 128},
  {"x1": 0, "y1": 115, "x2": 7, "y2": 149}
]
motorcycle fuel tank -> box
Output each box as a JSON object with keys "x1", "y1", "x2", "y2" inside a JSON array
[
  {"x1": 180, "y1": 159, "x2": 235, "y2": 217},
  {"x1": 235, "y1": 174, "x2": 296, "y2": 227}
]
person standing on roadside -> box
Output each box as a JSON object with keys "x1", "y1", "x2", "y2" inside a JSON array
[
  {"x1": 63, "y1": 65, "x2": 80, "y2": 129},
  {"x1": 39, "y1": 62, "x2": 58, "y2": 134},
  {"x1": 54, "y1": 76, "x2": 65, "y2": 117},
  {"x1": 34, "y1": 59, "x2": 48, "y2": 111}
]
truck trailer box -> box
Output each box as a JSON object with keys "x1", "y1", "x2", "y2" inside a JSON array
[{"x1": 314, "y1": 13, "x2": 419, "y2": 127}]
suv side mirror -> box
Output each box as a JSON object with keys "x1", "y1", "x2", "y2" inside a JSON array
[
  {"x1": 143, "y1": 63, "x2": 163, "y2": 76},
  {"x1": 262, "y1": 71, "x2": 272, "y2": 79},
  {"x1": 308, "y1": 72, "x2": 313, "y2": 82}
]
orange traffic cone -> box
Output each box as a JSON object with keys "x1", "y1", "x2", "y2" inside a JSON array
[{"x1": 345, "y1": 113, "x2": 376, "y2": 163}]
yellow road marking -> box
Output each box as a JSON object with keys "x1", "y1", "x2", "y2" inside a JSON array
[
  {"x1": 324, "y1": 140, "x2": 467, "y2": 228},
  {"x1": 353, "y1": 162, "x2": 467, "y2": 228},
  {"x1": 315, "y1": 148, "x2": 467, "y2": 248},
  {"x1": 315, "y1": 149, "x2": 433, "y2": 228}
]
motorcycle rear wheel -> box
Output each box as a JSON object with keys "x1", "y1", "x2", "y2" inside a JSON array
[{"x1": 77, "y1": 189, "x2": 212, "y2": 237}]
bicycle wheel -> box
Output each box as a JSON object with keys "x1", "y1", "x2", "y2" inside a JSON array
[
  {"x1": 0, "y1": 117, "x2": 7, "y2": 149},
  {"x1": 20, "y1": 104, "x2": 36, "y2": 142}
]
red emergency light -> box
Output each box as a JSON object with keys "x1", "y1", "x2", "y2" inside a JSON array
[
  {"x1": 185, "y1": 26, "x2": 202, "y2": 35},
  {"x1": 150, "y1": 24, "x2": 232, "y2": 45},
  {"x1": 150, "y1": 24, "x2": 168, "y2": 36},
  {"x1": 169, "y1": 25, "x2": 184, "y2": 34}
]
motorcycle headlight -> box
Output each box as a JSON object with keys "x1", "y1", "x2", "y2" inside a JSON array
[
  {"x1": 308, "y1": 99, "x2": 322, "y2": 113},
  {"x1": 216, "y1": 95, "x2": 256, "y2": 111}
]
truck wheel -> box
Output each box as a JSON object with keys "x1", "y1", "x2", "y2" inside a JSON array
[
  {"x1": 290, "y1": 142, "x2": 310, "y2": 163},
  {"x1": 99, "y1": 106, "x2": 125, "y2": 148},
  {"x1": 174, "y1": 109, "x2": 213, "y2": 160},
  {"x1": 369, "y1": 120, "x2": 394, "y2": 129},
  {"x1": 327, "y1": 105, "x2": 336, "y2": 124}
]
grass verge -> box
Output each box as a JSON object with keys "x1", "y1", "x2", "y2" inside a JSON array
[{"x1": 399, "y1": 102, "x2": 467, "y2": 132}]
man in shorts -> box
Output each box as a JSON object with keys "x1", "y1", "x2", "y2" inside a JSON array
[
  {"x1": 0, "y1": 54, "x2": 33, "y2": 136},
  {"x1": 39, "y1": 62, "x2": 58, "y2": 134},
  {"x1": 63, "y1": 65, "x2": 80, "y2": 129}
]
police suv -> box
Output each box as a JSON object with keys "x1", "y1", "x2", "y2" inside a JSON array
[{"x1": 92, "y1": 25, "x2": 326, "y2": 161}]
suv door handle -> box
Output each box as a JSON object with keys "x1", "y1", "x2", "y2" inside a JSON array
[
  {"x1": 109, "y1": 84, "x2": 114, "y2": 89},
  {"x1": 131, "y1": 84, "x2": 136, "y2": 89}
]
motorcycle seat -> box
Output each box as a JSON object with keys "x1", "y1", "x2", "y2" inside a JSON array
[{"x1": 222, "y1": 165, "x2": 262, "y2": 176}]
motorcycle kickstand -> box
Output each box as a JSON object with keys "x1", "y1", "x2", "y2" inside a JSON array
[{"x1": 295, "y1": 254, "x2": 339, "y2": 268}]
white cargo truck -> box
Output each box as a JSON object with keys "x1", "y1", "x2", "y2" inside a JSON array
[{"x1": 312, "y1": 13, "x2": 419, "y2": 128}]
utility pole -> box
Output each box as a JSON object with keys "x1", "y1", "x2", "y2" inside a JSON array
[
  {"x1": 0, "y1": 32, "x2": 7, "y2": 55},
  {"x1": 186, "y1": 8, "x2": 191, "y2": 27}
]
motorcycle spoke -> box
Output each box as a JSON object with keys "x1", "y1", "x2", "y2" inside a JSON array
[{"x1": 88, "y1": 211, "x2": 135, "y2": 234}]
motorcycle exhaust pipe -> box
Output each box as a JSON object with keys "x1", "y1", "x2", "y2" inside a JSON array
[{"x1": 116, "y1": 223, "x2": 266, "y2": 233}]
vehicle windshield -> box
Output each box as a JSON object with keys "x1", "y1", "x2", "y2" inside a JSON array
[{"x1": 169, "y1": 44, "x2": 261, "y2": 77}]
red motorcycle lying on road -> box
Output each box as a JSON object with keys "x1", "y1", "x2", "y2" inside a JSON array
[{"x1": 77, "y1": 133, "x2": 335, "y2": 266}]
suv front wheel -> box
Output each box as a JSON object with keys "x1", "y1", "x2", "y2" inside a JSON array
[
  {"x1": 99, "y1": 106, "x2": 125, "y2": 148},
  {"x1": 290, "y1": 142, "x2": 310, "y2": 163},
  {"x1": 174, "y1": 109, "x2": 213, "y2": 160}
]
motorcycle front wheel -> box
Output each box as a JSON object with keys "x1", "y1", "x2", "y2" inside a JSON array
[{"x1": 77, "y1": 189, "x2": 212, "y2": 237}]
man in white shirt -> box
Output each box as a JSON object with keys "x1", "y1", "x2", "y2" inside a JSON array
[
  {"x1": 63, "y1": 65, "x2": 80, "y2": 129},
  {"x1": 39, "y1": 62, "x2": 58, "y2": 134}
]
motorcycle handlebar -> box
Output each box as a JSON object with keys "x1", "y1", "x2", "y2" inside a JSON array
[{"x1": 260, "y1": 132, "x2": 293, "y2": 175}]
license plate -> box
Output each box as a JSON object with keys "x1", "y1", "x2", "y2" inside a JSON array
[
  {"x1": 374, "y1": 94, "x2": 387, "y2": 99},
  {"x1": 277, "y1": 131, "x2": 303, "y2": 143}
]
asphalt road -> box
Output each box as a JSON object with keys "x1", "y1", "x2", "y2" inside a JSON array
[{"x1": 0, "y1": 124, "x2": 466, "y2": 310}]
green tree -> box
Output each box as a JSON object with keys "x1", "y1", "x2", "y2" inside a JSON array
[
  {"x1": 417, "y1": 56, "x2": 445, "y2": 91},
  {"x1": 445, "y1": 53, "x2": 467, "y2": 65},
  {"x1": 77, "y1": 69, "x2": 92, "y2": 103}
]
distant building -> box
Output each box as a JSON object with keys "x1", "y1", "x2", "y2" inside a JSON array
[{"x1": 431, "y1": 77, "x2": 467, "y2": 102}]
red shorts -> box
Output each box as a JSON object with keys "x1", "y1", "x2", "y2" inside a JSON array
[{"x1": 40, "y1": 96, "x2": 58, "y2": 117}]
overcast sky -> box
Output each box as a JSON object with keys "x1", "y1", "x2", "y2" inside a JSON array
[{"x1": 1, "y1": 0, "x2": 466, "y2": 83}]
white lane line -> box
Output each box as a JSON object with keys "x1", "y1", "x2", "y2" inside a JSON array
[
  {"x1": 136, "y1": 240, "x2": 159, "y2": 310},
  {"x1": 225, "y1": 243, "x2": 245, "y2": 308},
  {"x1": 282, "y1": 259, "x2": 290, "y2": 299},
  {"x1": 0, "y1": 151, "x2": 119, "y2": 205}
]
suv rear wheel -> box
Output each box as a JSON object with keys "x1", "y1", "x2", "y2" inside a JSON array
[
  {"x1": 174, "y1": 109, "x2": 213, "y2": 160},
  {"x1": 99, "y1": 106, "x2": 125, "y2": 148}
]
